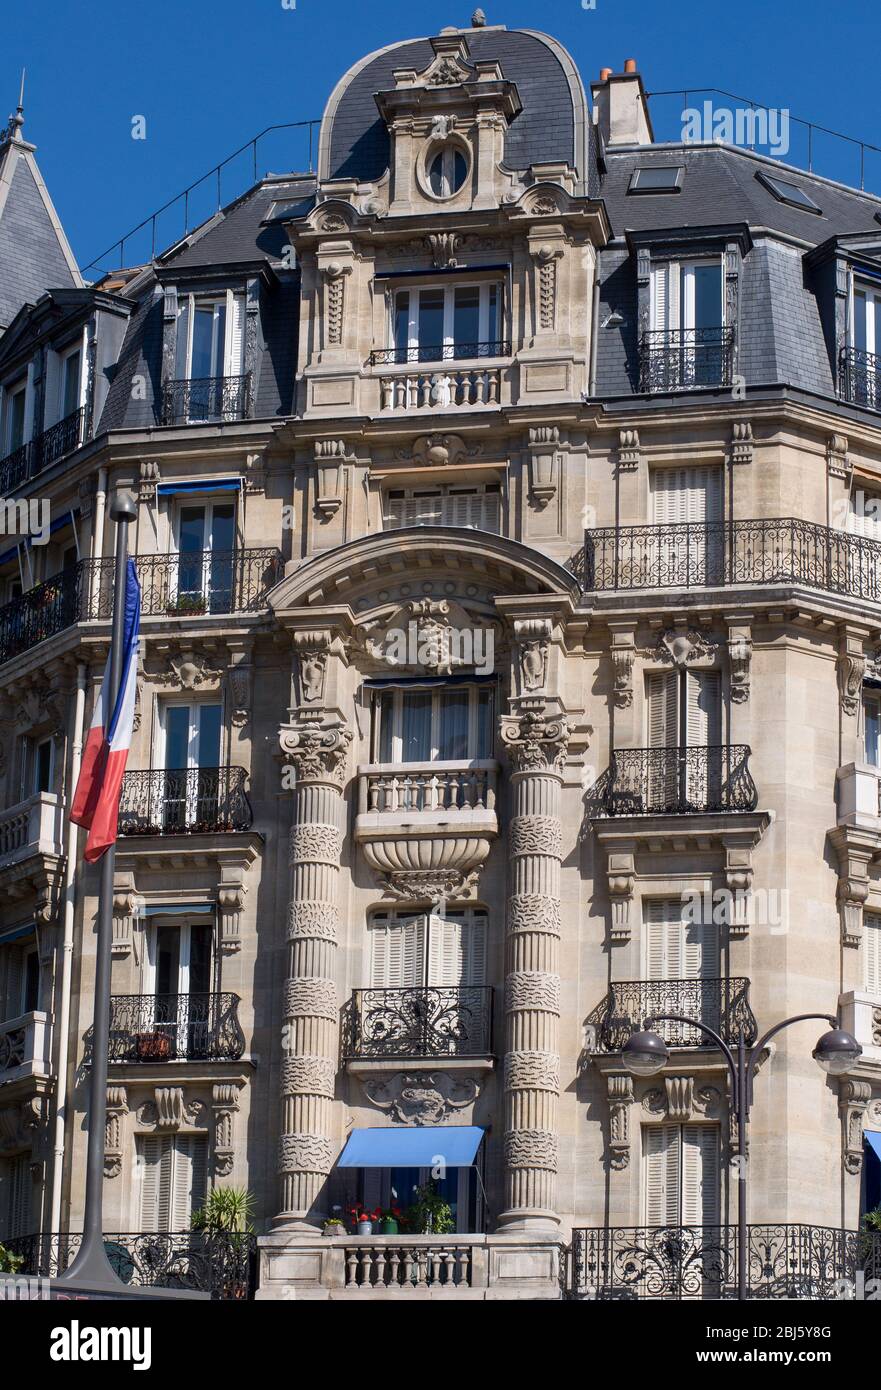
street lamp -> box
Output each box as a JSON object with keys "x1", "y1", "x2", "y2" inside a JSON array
[{"x1": 621, "y1": 1011, "x2": 862, "y2": 1300}]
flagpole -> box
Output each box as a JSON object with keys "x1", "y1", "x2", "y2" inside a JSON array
[{"x1": 57, "y1": 489, "x2": 136, "y2": 1290}]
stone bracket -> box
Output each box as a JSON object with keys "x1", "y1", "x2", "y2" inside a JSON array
[{"x1": 840, "y1": 1078, "x2": 871, "y2": 1174}]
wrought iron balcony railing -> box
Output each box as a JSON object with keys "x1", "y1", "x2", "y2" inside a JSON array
[
  {"x1": 587, "y1": 977, "x2": 757, "y2": 1053},
  {"x1": 584, "y1": 517, "x2": 881, "y2": 600},
  {"x1": 117, "y1": 767, "x2": 252, "y2": 836},
  {"x1": 0, "y1": 406, "x2": 86, "y2": 494},
  {"x1": 601, "y1": 746, "x2": 757, "y2": 816},
  {"x1": 161, "y1": 373, "x2": 251, "y2": 425},
  {"x1": 839, "y1": 344, "x2": 881, "y2": 412},
  {"x1": 342, "y1": 986, "x2": 493, "y2": 1059},
  {"x1": 5, "y1": 1231, "x2": 257, "y2": 1298},
  {"x1": 639, "y1": 326, "x2": 734, "y2": 392},
  {"x1": 370, "y1": 341, "x2": 512, "y2": 367},
  {"x1": 0, "y1": 548, "x2": 282, "y2": 668},
  {"x1": 565, "y1": 1224, "x2": 881, "y2": 1301},
  {"x1": 108, "y1": 992, "x2": 245, "y2": 1062}
]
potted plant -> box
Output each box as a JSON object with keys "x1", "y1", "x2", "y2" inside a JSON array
[
  {"x1": 322, "y1": 1217, "x2": 345, "y2": 1238},
  {"x1": 348, "y1": 1205, "x2": 379, "y2": 1236},
  {"x1": 405, "y1": 1181, "x2": 455, "y2": 1236},
  {"x1": 167, "y1": 592, "x2": 207, "y2": 616},
  {"x1": 191, "y1": 1186, "x2": 255, "y2": 1299},
  {"x1": 134, "y1": 1031, "x2": 172, "y2": 1061},
  {"x1": 0, "y1": 1242, "x2": 24, "y2": 1275},
  {"x1": 377, "y1": 1206, "x2": 402, "y2": 1235}
]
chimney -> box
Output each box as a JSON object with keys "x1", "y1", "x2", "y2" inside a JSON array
[{"x1": 591, "y1": 60, "x2": 653, "y2": 151}]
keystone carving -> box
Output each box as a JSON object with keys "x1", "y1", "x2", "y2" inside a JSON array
[
  {"x1": 364, "y1": 1073, "x2": 478, "y2": 1126},
  {"x1": 728, "y1": 626, "x2": 752, "y2": 704},
  {"x1": 730, "y1": 421, "x2": 754, "y2": 466}
]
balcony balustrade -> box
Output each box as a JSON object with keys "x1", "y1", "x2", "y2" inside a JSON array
[
  {"x1": 587, "y1": 977, "x2": 757, "y2": 1053},
  {"x1": 0, "y1": 1010, "x2": 51, "y2": 1082},
  {"x1": 639, "y1": 326, "x2": 734, "y2": 392},
  {"x1": 840, "y1": 344, "x2": 881, "y2": 412},
  {"x1": 6, "y1": 1231, "x2": 256, "y2": 1298},
  {"x1": 359, "y1": 762, "x2": 497, "y2": 817},
  {"x1": 161, "y1": 373, "x2": 251, "y2": 425},
  {"x1": 108, "y1": 992, "x2": 245, "y2": 1063},
  {"x1": 566, "y1": 1224, "x2": 881, "y2": 1300},
  {"x1": 838, "y1": 989, "x2": 881, "y2": 1060},
  {"x1": 584, "y1": 517, "x2": 881, "y2": 601},
  {"x1": 375, "y1": 362, "x2": 505, "y2": 412},
  {"x1": 0, "y1": 406, "x2": 86, "y2": 494},
  {"x1": 342, "y1": 985, "x2": 493, "y2": 1060},
  {"x1": 117, "y1": 767, "x2": 252, "y2": 836},
  {"x1": 343, "y1": 1238, "x2": 480, "y2": 1291},
  {"x1": 0, "y1": 792, "x2": 64, "y2": 868},
  {"x1": 600, "y1": 746, "x2": 757, "y2": 816},
  {"x1": 0, "y1": 549, "x2": 282, "y2": 667}
]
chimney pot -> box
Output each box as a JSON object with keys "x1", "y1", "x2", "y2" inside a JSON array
[
  {"x1": 599, "y1": 67, "x2": 612, "y2": 81},
  {"x1": 624, "y1": 58, "x2": 638, "y2": 74}
]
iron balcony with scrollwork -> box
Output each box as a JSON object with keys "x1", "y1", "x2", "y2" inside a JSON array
[
  {"x1": 161, "y1": 373, "x2": 252, "y2": 425},
  {"x1": 584, "y1": 517, "x2": 881, "y2": 601},
  {"x1": 117, "y1": 767, "x2": 252, "y2": 836},
  {"x1": 0, "y1": 406, "x2": 86, "y2": 495},
  {"x1": 600, "y1": 746, "x2": 758, "y2": 817},
  {"x1": 839, "y1": 344, "x2": 881, "y2": 412},
  {"x1": 565, "y1": 1224, "x2": 881, "y2": 1301},
  {"x1": 587, "y1": 977, "x2": 757, "y2": 1054},
  {"x1": 108, "y1": 992, "x2": 246, "y2": 1063},
  {"x1": 5, "y1": 1231, "x2": 257, "y2": 1298},
  {"x1": 370, "y1": 340, "x2": 512, "y2": 366},
  {"x1": 342, "y1": 986, "x2": 493, "y2": 1060},
  {"x1": 0, "y1": 548, "x2": 282, "y2": 668},
  {"x1": 639, "y1": 326, "x2": 734, "y2": 392}
]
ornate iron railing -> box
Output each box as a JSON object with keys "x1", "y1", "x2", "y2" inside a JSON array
[
  {"x1": 565, "y1": 1225, "x2": 881, "y2": 1301},
  {"x1": 108, "y1": 992, "x2": 245, "y2": 1062},
  {"x1": 639, "y1": 326, "x2": 734, "y2": 392},
  {"x1": 342, "y1": 986, "x2": 493, "y2": 1059},
  {"x1": 840, "y1": 344, "x2": 881, "y2": 412},
  {"x1": 371, "y1": 341, "x2": 512, "y2": 366},
  {"x1": 117, "y1": 767, "x2": 252, "y2": 835},
  {"x1": 0, "y1": 407, "x2": 86, "y2": 494},
  {"x1": 584, "y1": 517, "x2": 881, "y2": 599},
  {"x1": 5, "y1": 1231, "x2": 257, "y2": 1299},
  {"x1": 0, "y1": 548, "x2": 282, "y2": 667},
  {"x1": 601, "y1": 746, "x2": 757, "y2": 816},
  {"x1": 587, "y1": 977, "x2": 757, "y2": 1052},
  {"x1": 161, "y1": 373, "x2": 251, "y2": 425}
]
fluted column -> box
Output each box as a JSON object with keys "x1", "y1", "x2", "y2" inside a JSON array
[
  {"x1": 498, "y1": 702, "x2": 569, "y2": 1230},
  {"x1": 276, "y1": 718, "x2": 351, "y2": 1227}
]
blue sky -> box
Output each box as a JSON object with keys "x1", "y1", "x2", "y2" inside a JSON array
[{"x1": 3, "y1": 0, "x2": 880, "y2": 276}]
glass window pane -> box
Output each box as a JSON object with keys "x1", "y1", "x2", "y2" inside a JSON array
[
  {"x1": 62, "y1": 352, "x2": 81, "y2": 417},
  {"x1": 487, "y1": 285, "x2": 499, "y2": 345},
  {"x1": 453, "y1": 151, "x2": 467, "y2": 191},
  {"x1": 394, "y1": 292, "x2": 410, "y2": 356},
  {"x1": 454, "y1": 287, "x2": 480, "y2": 354},
  {"x1": 476, "y1": 689, "x2": 494, "y2": 758},
  {"x1": 210, "y1": 504, "x2": 235, "y2": 553},
  {"x1": 377, "y1": 692, "x2": 393, "y2": 762},
  {"x1": 197, "y1": 705, "x2": 222, "y2": 768},
  {"x1": 10, "y1": 391, "x2": 25, "y2": 451},
  {"x1": 429, "y1": 155, "x2": 445, "y2": 197},
  {"x1": 191, "y1": 309, "x2": 215, "y2": 378},
  {"x1": 188, "y1": 925, "x2": 213, "y2": 995},
  {"x1": 36, "y1": 740, "x2": 52, "y2": 793},
  {"x1": 179, "y1": 507, "x2": 206, "y2": 554},
  {"x1": 418, "y1": 291, "x2": 445, "y2": 360},
  {"x1": 156, "y1": 926, "x2": 181, "y2": 997},
  {"x1": 439, "y1": 692, "x2": 469, "y2": 760},
  {"x1": 693, "y1": 264, "x2": 722, "y2": 331},
  {"x1": 855, "y1": 291, "x2": 868, "y2": 352},
  {"x1": 866, "y1": 699, "x2": 880, "y2": 766},
  {"x1": 165, "y1": 706, "x2": 191, "y2": 770},
  {"x1": 401, "y1": 692, "x2": 432, "y2": 760}
]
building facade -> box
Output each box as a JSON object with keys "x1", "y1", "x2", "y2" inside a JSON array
[{"x1": 1, "y1": 16, "x2": 881, "y2": 1299}]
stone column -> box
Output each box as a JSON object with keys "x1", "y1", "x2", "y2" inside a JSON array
[
  {"x1": 276, "y1": 716, "x2": 351, "y2": 1227},
  {"x1": 499, "y1": 700, "x2": 569, "y2": 1230}
]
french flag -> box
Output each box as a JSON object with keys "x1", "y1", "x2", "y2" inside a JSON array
[{"x1": 71, "y1": 560, "x2": 141, "y2": 862}]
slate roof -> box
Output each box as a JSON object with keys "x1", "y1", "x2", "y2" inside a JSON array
[
  {"x1": 323, "y1": 27, "x2": 587, "y2": 188},
  {"x1": 0, "y1": 135, "x2": 81, "y2": 331}
]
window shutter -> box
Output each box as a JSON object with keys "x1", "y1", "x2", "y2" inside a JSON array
[
  {"x1": 9, "y1": 1155, "x2": 31, "y2": 1239},
  {"x1": 651, "y1": 263, "x2": 679, "y2": 333},
  {"x1": 463, "y1": 913, "x2": 487, "y2": 987},
  {"x1": 645, "y1": 899, "x2": 684, "y2": 979},
  {"x1": 371, "y1": 915, "x2": 425, "y2": 988},
  {"x1": 647, "y1": 671, "x2": 677, "y2": 747},
  {"x1": 644, "y1": 1125, "x2": 681, "y2": 1225},
  {"x1": 139, "y1": 1134, "x2": 169, "y2": 1232},
  {"x1": 171, "y1": 1135, "x2": 208, "y2": 1231},
  {"x1": 226, "y1": 294, "x2": 245, "y2": 375},
  {"x1": 4, "y1": 946, "x2": 24, "y2": 1020},
  {"x1": 428, "y1": 913, "x2": 459, "y2": 987},
  {"x1": 681, "y1": 1125, "x2": 721, "y2": 1226},
  {"x1": 651, "y1": 466, "x2": 722, "y2": 525},
  {"x1": 685, "y1": 671, "x2": 721, "y2": 748},
  {"x1": 866, "y1": 913, "x2": 881, "y2": 994},
  {"x1": 175, "y1": 299, "x2": 191, "y2": 379}
]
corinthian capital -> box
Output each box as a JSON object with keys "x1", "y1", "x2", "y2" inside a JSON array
[
  {"x1": 279, "y1": 718, "x2": 352, "y2": 786},
  {"x1": 500, "y1": 701, "x2": 570, "y2": 775}
]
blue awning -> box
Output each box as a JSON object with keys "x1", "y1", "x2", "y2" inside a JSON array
[
  {"x1": 157, "y1": 480, "x2": 240, "y2": 496},
  {"x1": 866, "y1": 1131, "x2": 881, "y2": 1162},
  {"x1": 337, "y1": 1126, "x2": 484, "y2": 1168},
  {"x1": 0, "y1": 923, "x2": 36, "y2": 946}
]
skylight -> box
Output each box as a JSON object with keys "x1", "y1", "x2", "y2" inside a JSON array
[
  {"x1": 756, "y1": 171, "x2": 822, "y2": 214},
  {"x1": 627, "y1": 166, "x2": 684, "y2": 195}
]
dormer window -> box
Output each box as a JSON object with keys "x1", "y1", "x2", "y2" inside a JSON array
[
  {"x1": 428, "y1": 144, "x2": 468, "y2": 198},
  {"x1": 60, "y1": 347, "x2": 82, "y2": 420},
  {"x1": 165, "y1": 289, "x2": 249, "y2": 424},
  {"x1": 643, "y1": 257, "x2": 731, "y2": 391},
  {"x1": 6, "y1": 383, "x2": 26, "y2": 455},
  {"x1": 388, "y1": 280, "x2": 503, "y2": 364},
  {"x1": 842, "y1": 276, "x2": 881, "y2": 411}
]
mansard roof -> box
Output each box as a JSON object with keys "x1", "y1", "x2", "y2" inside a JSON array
[
  {"x1": 319, "y1": 26, "x2": 590, "y2": 192},
  {"x1": 0, "y1": 114, "x2": 81, "y2": 333}
]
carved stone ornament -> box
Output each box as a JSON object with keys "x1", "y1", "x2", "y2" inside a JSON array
[
  {"x1": 138, "y1": 458, "x2": 161, "y2": 501},
  {"x1": 166, "y1": 650, "x2": 222, "y2": 690},
  {"x1": 607, "y1": 1074, "x2": 634, "y2": 1169},
  {"x1": 532, "y1": 243, "x2": 563, "y2": 331},
  {"x1": 426, "y1": 233, "x2": 461, "y2": 269},
  {"x1": 838, "y1": 635, "x2": 865, "y2": 716},
  {"x1": 641, "y1": 1082, "x2": 721, "y2": 1122},
  {"x1": 642, "y1": 627, "x2": 719, "y2": 668},
  {"x1": 500, "y1": 702, "x2": 570, "y2": 776},
  {"x1": 364, "y1": 1073, "x2": 479, "y2": 1126},
  {"x1": 514, "y1": 617, "x2": 551, "y2": 694},
  {"x1": 229, "y1": 662, "x2": 252, "y2": 728},
  {"x1": 606, "y1": 849, "x2": 636, "y2": 943},
  {"x1": 408, "y1": 433, "x2": 479, "y2": 468},
  {"x1": 104, "y1": 1087, "x2": 128, "y2": 1179},
  {"x1": 728, "y1": 627, "x2": 752, "y2": 704},
  {"x1": 279, "y1": 719, "x2": 352, "y2": 786},
  {"x1": 610, "y1": 633, "x2": 635, "y2": 709},
  {"x1": 212, "y1": 1083, "x2": 242, "y2": 1178},
  {"x1": 381, "y1": 867, "x2": 481, "y2": 905},
  {"x1": 292, "y1": 629, "x2": 333, "y2": 704},
  {"x1": 827, "y1": 433, "x2": 850, "y2": 480},
  {"x1": 366, "y1": 597, "x2": 489, "y2": 677},
  {"x1": 617, "y1": 429, "x2": 641, "y2": 472},
  {"x1": 730, "y1": 421, "x2": 754, "y2": 466},
  {"x1": 840, "y1": 1079, "x2": 872, "y2": 1174},
  {"x1": 527, "y1": 426, "x2": 561, "y2": 507}
]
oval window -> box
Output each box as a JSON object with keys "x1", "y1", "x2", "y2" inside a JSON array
[{"x1": 428, "y1": 146, "x2": 468, "y2": 198}]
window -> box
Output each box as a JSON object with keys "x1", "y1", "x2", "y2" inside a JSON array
[
  {"x1": 865, "y1": 913, "x2": 881, "y2": 995},
  {"x1": 628, "y1": 166, "x2": 684, "y2": 194},
  {"x1": 0, "y1": 937, "x2": 39, "y2": 1021},
  {"x1": 651, "y1": 466, "x2": 723, "y2": 526},
  {"x1": 137, "y1": 1134, "x2": 208, "y2": 1232},
  {"x1": 374, "y1": 685, "x2": 494, "y2": 763},
  {"x1": 756, "y1": 170, "x2": 821, "y2": 214},
  {"x1": 148, "y1": 919, "x2": 214, "y2": 997},
  {"x1": 643, "y1": 898, "x2": 720, "y2": 1042},
  {"x1": 172, "y1": 499, "x2": 236, "y2": 614},
  {"x1": 175, "y1": 293, "x2": 244, "y2": 381},
  {"x1": 157, "y1": 702, "x2": 223, "y2": 831},
  {"x1": 5, "y1": 383, "x2": 26, "y2": 455},
  {"x1": 427, "y1": 145, "x2": 468, "y2": 198},
  {"x1": 852, "y1": 281, "x2": 881, "y2": 359},
  {"x1": 160, "y1": 702, "x2": 222, "y2": 772},
  {"x1": 368, "y1": 908, "x2": 487, "y2": 989},
  {"x1": 391, "y1": 282, "x2": 503, "y2": 363},
  {"x1": 60, "y1": 349, "x2": 82, "y2": 419},
  {"x1": 20, "y1": 736, "x2": 54, "y2": 800},
  {"x1": 651, "y1": 260, "x2": 724, "y2": 336},
  {"x1": 865, "y1": 692, "x2": 881, "y2": 766},
  {"x1": 643, "y1": 1123, "x2": 720, "y2": 1226},
  {"x1": 646, "y1": 669, "x2": 721, "y2": 748},
  {"x1": 384, "y1": 482, "x2": 501, "y2": 533},
  {"x1": 0, "y1": 1154, "x2": 32, "y2": 1241}
]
